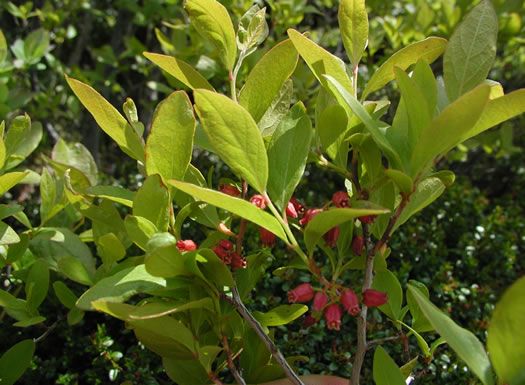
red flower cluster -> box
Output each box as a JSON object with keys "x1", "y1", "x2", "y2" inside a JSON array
[
  {"x1": 332, "y1": 191, "x2": 350, "y2": 208},
  {"x1": 288, "y1": 283, "x2": 314, "y2": 303},
  {"x1": 259, "y1": 227, "x2": 276, "y2": 248},
  {"x1": 176, "y1": 239, "x2": 197, "y2": 252},
  {"x1": 213, "y1": 239, "x2": 246, "y2": 269},
  {"x1": 341, "y1": 289, "x2": 360, "y2": 316}
]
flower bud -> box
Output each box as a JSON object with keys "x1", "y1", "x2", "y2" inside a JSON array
[
  {"x1": 324, "y1": 304, "x2": 342, "y2": 330},
  {"x1": 286, "y1": 201, "x2": 298, "y2": 218},
  {"x1": 301, "y1": 314, "x2": 319, "y2": 329},
  {"x1": 323, "y1": 226, "x2": 340, "y2": 248},
  {"x1": 288, "y1": 283, "x2": 314, "y2": 303},
  {"x1": 362, "y1": 289, "x2": 388, "y2": 307},
  {"x1": 249, "y1": 194, "x2": 266, "y2": 209},
  {"x1": 341, "y1": 289, "x2": 360, "y2": 316},
  {"x1": 299, "y1": 208, "x2": 321, "y2": 227},
  {"x1": 230, "y1": 252, "x2": 247, "y2": 269},
  {"x1": 290, "y1": 197, "x2": 306, "y2": 216},
  {"x1": 219, "y1": 184, "x2": 240, "y2": 197},
  {"x1": 213, "y1": 246, "x2": 231, "y2": 264},
  {"x1": 259, "y1": 227, "x2": 276, "y2": 248},
  {"x1": 219, "y1": 239, "x2": 233, "y2": 251},
  {"x1": 176, "y1": 239, "x2": 197, "y2": 252},
  {"x1": 352, "y1": 236, "x2": 364, "y2": 256},
  {"x1": 313, "y1": 292, "x2": 329, "y2": 312},
  {"x1": 332, "y1": 191, "x2": 350, "y2": 208},
  {"x1": 359, "y1": 215, "x2": 377, "y2": 224}
]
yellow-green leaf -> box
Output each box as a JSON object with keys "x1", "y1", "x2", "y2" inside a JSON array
[{"x1": 338, "y1": 0, "x2": 368, "y2": 68}]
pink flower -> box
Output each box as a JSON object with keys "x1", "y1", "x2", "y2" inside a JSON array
[
  {"x1": 323, "y1": 226, "x2": 340, "y2": 248},
  {"x1": 249, "y1": 194, "x2": 266, "y2": 209},
  {"x1": 230, "y1": 252, "x2": 247, "y2": 269},
  {"x1": 290, "y1": 197, "x2": 306, "y2": 216},
  {"x1": 219, "y1": 239, "x2": 233, "y2": 251},
  {"x1": 332, "y1": 191, "x2": 350, "y2": 208},
  {"x1": 299, "y1": 208, "x2": 321, "y2": 227},
  {"x1": 341, "y1": 289, "x2": 360, "y2": 316},
  {"x1": 363, "y1": 289, "x2": 388, "y2": 307},
  {"x1": 286, "y1": 201, "x2": 298, "y2": 218},
  {"x1": 219, "y1": 184, "x2": 240, "y2": 197},
  {"x1": 324, "y1": 304, "x2": 342, "y2": 330},
  {"x1": 176, "y1": 239, "x2": 197, "y2": 252},
  {"x1": 288, "y1": 283, "x2": 314, "y2": 303},
  {"x1": 352, "y1": 236, "x2": 364, "y2": 256},
  {"x1": 259, "y1": 227, "x2": 276, "y2": 248},
  {"x1": 313, "y1": 292, "x2": 329, "y2": 312}
]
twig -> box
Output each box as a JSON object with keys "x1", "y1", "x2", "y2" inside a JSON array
[
  {"x1": 367, "y1": 335, "x2": 405, "y2": 349},
  {"x1": 230, "y1": 287, "x2": 305, "y2": 385},
  {"x1": 222, "y1": 333, "x2": 247, "y2": 385},
  {"x1": 33, "y1": 315, "x2": 65, "y2": 344}
]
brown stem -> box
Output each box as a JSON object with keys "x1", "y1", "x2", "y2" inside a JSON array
[
  {"x1": 230, "y1": 287, "x2": 305, "y2": 385},
  {"x1": 209, "y1": 374, "x2": 226, "y2": 385},
  {"x1": 222, "y1": 333, "x2": 247, "y2": 385},
  {"x1": 367, "y1": 335, "x2": 405, "y2": 349},
  {"x1": 236, "y1": 180, "x2": 248, "y2": 253},
  {"x1": 33, "y1": 315, "x2": 65, "y2": 344}
]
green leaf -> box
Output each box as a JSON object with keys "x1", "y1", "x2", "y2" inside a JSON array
[
  {"x1": 392, "y1": 177, "x2": 446, "y2": 233},
  {"x1": 57, "y1": 255, "x2": 93, "y2": 286},
  {"x1": 400, "y1": 356, "x2": 419, "y2": 380},
  {"x1": 133, "y1": 174, "x2": 170, "y2": 232},
  {"x1": 267, "y1": 102, "x2": 312, "y2": 210},
  {"x1": 459, "y1": 89, "x2": 525, "y2": 143},
  {"x1": 76, "y1": 265, "x2": 168, "y2": 311},
  {"x1": 145, "y1": 233, "x2": 185, "y2": 278},
  {"x1": 6, "y1": 232, "x2": 28, "y2": 264},
  {"x1": 0, "y1": 290, "x2": 26, "y2": 311},
  {"x1": 51, "y1": 139, "x2": 98, "y2": 186},
  {"x1": 0, "y1": 221, "x2": 20, "y2": 245},
  {"x1": 406, "y1": 280, "x2": 433, "y2": 333},
  {"x1": 443, "y1": 0, "x2": 498, "y2": 101},
  {"x1": 145, "y1": 91, "x2": 195, "y2": 182},
  {"x1": 25, "y1": 258, "x2": 49, "y2": 312},
  {"x1": 163, "y1": 357, "x2": 209, "y2": 385},
  {"x1": 196, "y1": 248, "x2": 235, "y2": 287},
  {"x1": 65, "y1": 76, "x2": 144, "y2": 162},
  {"x1": 236, "y1": 252, "x2": 267, "y2": 300},
  {"x1": 3, "y1": 121, "x2": 42, "y2": 171},
  {"x1": 325, "y1": 75, "x2": 403, "y2": 170},
  {"x1": 128, "y1": 298, "x2": 214, "y2": 320},
  {"x1": 43, "y1": 155, "x2": 91, "y2": 194},
  {"x1": 399, "y1": 321, "x2": 431, "y2": 358},
  {"x1": 85, "y1": 185, "x2": 134, "y2": 207},
  {"x1": 143, "y1": 52, "x2": 214, "y2": 91},
  {"x1": 304, "y1": 205, "x2": 389, "y2": 255},
  {"x1": 258, "y1": 79, "x2": 293, "y2": 137},
  {"x1": 373, "y1": 346, "x2": 406, "y2": 385},
  {"x1": 123, "y1": 98, "x2": 144, "y2": 136},
  {"x1": 53, "y1": 281, "x2": 78, "y2": 309},
  {"x1": 0, "y1": 30, "x2": 7, "y2": 62},
  {"x1": 0, "y1": 340, "x2": 35, "y2": 385},
  {"x1": 410, "y1": 84, "x2": 490, "y2": 176},
  {"x1": 23, "y1": 28, "x2": 49, "y2": 60},
  {"x1": 239, "y1": 39, "x2": 298, "y2": 123},
  {"x1": 4, "y1": 114, "x2": 30, "y2": 158},
  {"x1": 97, "y1": 232, "x2": 126, "y2": 265},
  {"x1": 0, "y1": 172, "x2": 29, "y2": 196},
  {"x1": 167, "y1": 180, "x2": 287, "y2": 242},
  {"x1": 124, "y1": 215, "x2": 158, "y2": 251},
  {"x1": 408, "y1": 284, "x2": 495, "y2": 385},
  {"x1": 194, "y1": 89, "x2": 268, "y2": 192},
  {"x1": 318, "y1": 105, "x2": 349, "y2": 167},
  {"x1": 39, "y1": 167, "x2": 65, "y2": 224},
  {"x1": 287, "y1": 28, "x2": 354, "y2": 98},
  {"x1": 185, "y1": 0, "x2": 236, "y2": 70},
  {"x1": 372, "y1": 270, "x2": 402, "y2": 321},
  {"x1": 13, "y1": 316, "x2": 46, "y2": 327},
  {"x1": 237, "y1": 5, "x2": 268, "y2": 54},
  {"x1": 253, "y1": 304, "x2": 308, "y2": 327},
  {"x1": 199, "y1": 345, "x2": 223, "y2": 374},
  {"x1": 384, "y1": 169, "x2": 413, "y2": 196},
  {"x1": 362, "y1": 37, "x2": 447, "y2": 100},
  {"x1": 487, "y1": 276, "x2": 525, "y2": 385},
  {"x1": 338, "y1": 0, "x2": 369, "y2": 68},
  {"x1": 67, "y1": 307, "x2": 84, "y2": 325}
]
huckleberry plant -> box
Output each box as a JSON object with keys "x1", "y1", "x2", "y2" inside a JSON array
[{"x1": 1, "y1": 0, "x2": 525, "y2": 384}]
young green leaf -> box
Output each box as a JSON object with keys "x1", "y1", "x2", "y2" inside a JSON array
[
  {"x1": 23, "y1": 28, "x2": 49, "y2": 61},
  {"x1": 133, "y1": 174, "x2": 170, "y2": 232},
  {"x1": 487, "y1": 276, "x2": 525, "y2": 385},
  {"x1": 362, "y1": 37, "x2": 447, "y2": 100},
  {"x1": 65, "y1": 75, "x2": 145, "y2": 162},
  {"x1": 4, "y1": 114, "x2": 30, "y2": 158},
  {"x1": 145, "y1": 91, "x2": 195, "y2": 182},
  {"x1": 52, "y1": 139, "x2": 98, "y2": 186},
  {"x1": 239, "y1": 39, "x2": 298, "y2": 124},
  {"x1": 185, "y1": 0, "x2": 237, "y2": 70},
  {"x1": 3, "y1": 121, "x2": 42, "y2": 171},
  {"x1": 0, "y1": 221, "x2": 20, "y2": 245},
  {"x1": 25, "y1": 258, "x2": 49, "y2": 312},
  {"x1": 237, "y1": 5, "x2": 269, "y2": 54},
  {"x1": 167, "y1": 180, "x2": 287, "y2": 242},
  {"x1": 258, "y1": 79, "x2": 293, "y2": 137},
  {"x1": 373, "y1": 346, "x2": 406, "y2": 385},
  {"x1": 143, "y1": 52, "x2": 215, "y2": 91},
  {"x1": 384, "y1": 169, "x2": 413, "y2": 196},
  {"x1": 0, "y1": 340, "x2": 35, "y2": 385},
  {"x1": 124, "y1": 215, "x2": 158, "y2": 251},
  {"x1": 84, "y1": 185, "x2": 134, "y2": 207},
  {"x1": 318, "y1": 105, "x2": 348, "y2": 167},
  {"x1": 194, "y1": 89, "x2": 268, "y2": 193},
  {"x1": 338, "y1": 0, "x2": 369, "y2": 68},
  {"x1": 57, "y1": 255, "x2": 93, "y2": 286},
  {"x1": 443, "y1": 0, "x2": 498, "y2": 101},
  {"x1": 267, "y1": 102, "x2": 313, "y2": 211},
  {"x1": 408, "y1": 284, "x2": 495, "y2": 385},
  {"x1": 97, "y1": 232, "x2": 126, "y2": 265},
  {"x1": 123, "y1": 98, "x2": 144, "y2": 137},
  {"x1": 0, "y1": 171, "x2": 30, "y2": 196},
  {"x1": 0, "y1": 29, "x2": 7, "y2": 62},
  {"x1": 252, "y1": 304, "x2": 308, "y2": 327}
]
